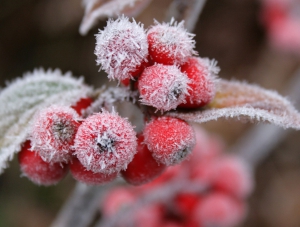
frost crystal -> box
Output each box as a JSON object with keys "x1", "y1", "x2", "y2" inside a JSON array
[
  {"x1": 147, "y1": 18, "x2": 197, "y2": 65},
  {"x1": 95, "y1": 15, "x2": 148, "y2": 81},
  {"x1": 138, "y1": 64, "x2": 190, "y2": 112},
  {"x1": 30, "y1": 105, "x2": 80, "y2": 163},
  {"x1": 0, "y1": 68, "x2": 92, "y2": 174},
  {"x1": 74, "y1": 110, "x2": 137, "y2": 174}
]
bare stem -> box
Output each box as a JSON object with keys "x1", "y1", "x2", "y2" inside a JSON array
[{"x1": 165, "y1": 0, "x2": 207, "y2": 32}]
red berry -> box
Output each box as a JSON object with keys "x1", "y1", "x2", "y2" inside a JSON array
[
  {"x1": 95, "y1": 15, "x2": 149, "y2": 81},
  {"x1": 134, "y1": 204, "x2": 163, "y2": 227},
  {"x1": 70, "y1": 157, "x2": 117, "y2": 185},
  {"x1": 74, "y1": 111, "x2": 137, "y2": 174},
  {"x1": 143, "y1": 117, "x2": 195, "y2": 166},
  {"x1": 179, "y1": 57, "x2": 219, "y2": 108},
  {"x1": 121, "y1": 134, "x2": 166, "y2": 185},
  {"x1": 138, "y1": 64, "x2": 190, "y2": 111},
  {"x1": 71, "y1": 97, "x2": 93, "y2": 116},
  {"x1": 102, "y1": 187, "x2": 135, "y2": 217},
  {"x1": 30, "y1": 105, "x2": 81, "y2": 163},
  {"x1": 173, "y1": 193, "x2": 202, "y2": 217},
  {"x1": 212, "y1": 156, "x2": 254, "y2": 198},
  {"x1": 193, "y1": 192, "x2": 246, "y2": 227},
  {"x1": 147, "y1": 19, "x2": 196, "y2": 65},
  {"x1": 18, "y1": 141, "x2": 68, "y2": 186}
]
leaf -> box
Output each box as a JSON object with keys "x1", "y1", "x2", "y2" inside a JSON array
[
  {"x1": 79, "y1": 0, "x2": 152, "y2": 35},
  {"x1": 0, "y1": 68, "x2": 92, "y2": 174},
  {"x1": 168, "y1": 79, "x2": 300, "y2": 130}
]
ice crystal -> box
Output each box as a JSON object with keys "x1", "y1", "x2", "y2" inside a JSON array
[
  {"x1": 74, "y1": 110, "x2": 137, "y2": 174},
  {"x1": 80, "y1": 0, "x2": 152, "y2": 35},
  {"x1": 0, "y1": 69, "x2": 92, "y2": 174},
  {"x1": 95, "y1": 15, "x2": 148, "y2": 81},
  {"x1": 168, "y1": 79, "x2": 300, "y2": 129}
]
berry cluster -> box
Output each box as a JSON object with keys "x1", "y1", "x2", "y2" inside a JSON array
[
  {"x1": 101, "y1": 127, "x2": 254, "y2": 227},
  {"x1": 18, "y1": 98, "x2": 138, "y2": 186},
  {"x1": 261, "y1": 0, "x2": 300, "y2": 54},
  {"x1": 18, "y1": 16, "x2": 220, "y2": 187},
  {"x1": 95, "y1": 16, "x2": 220, "y2": 111}
]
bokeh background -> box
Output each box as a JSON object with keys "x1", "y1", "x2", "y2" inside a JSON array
[{"x1": 1, "y1": 0, "x2": 300, "y2": 226}]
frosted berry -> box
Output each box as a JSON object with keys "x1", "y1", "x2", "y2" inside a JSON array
[
  {"x1": 147, "y1": 19, "x2": 197, "y2": 65},
  {"x1": 138, "y1": 64, "x2": 190, "y2": 111},
  {"x1": 95, "y1": 15, "x2": 149, "y2": 81},
  {"x1": 74, "y1": 111, "x2": 137, "y2": 174},
  {"x1": 71, "y1": 97, "x2": 93, "y2": 116},
  {"x1": 121, "y1": 134, "x2": 166, "y2": 185},
  {"x1": 179, "y1": 57, "x2": 219, "y2": 108},
  {"x1": 212, "y1": 156, "x2": 254, "y2": 198},
  {"x1": 30, "y1": 105, "x2": 81, "y2": 163},
  {"x1": 193, "y1": 192, "x2": 246, "y2": 227},
  {"x1": 18, "y1": 141, "x2": 68, "y2": 186},
  {"x1": 70, "y1": 157, "x2": 117, "y2": 185},
  {"x1": 143, "y1": 117, "x2": 195, "y2": 166}
]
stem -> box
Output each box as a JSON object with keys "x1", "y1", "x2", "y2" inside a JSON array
[
  {"x1": 165, "y1": 0, "x2": 207, "y2": 32},
  {"x1": 50, "y1": 181, "x2": 122, "y2": 227}
]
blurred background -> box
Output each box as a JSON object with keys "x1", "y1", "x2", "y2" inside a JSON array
[{"x1": 0, "y1": 0, "x2": 300, "y2": 226}]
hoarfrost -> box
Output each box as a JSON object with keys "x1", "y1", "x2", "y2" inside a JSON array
[
  {"x1": 168, "y1": 79, "x2": 300, "y2": 129},
  {"x1": 0, "y1": 69, "x2": 92, "y2": 174},
  {"x1": 95, "y1": 15, "x2": 148, "y2": 81}
]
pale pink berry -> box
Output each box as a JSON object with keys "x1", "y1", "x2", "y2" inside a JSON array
[
  {"x1": 143, "y1": 117, "x2": 195, "y2": 166},
  {"x1": 193, "y1": 192, "x2": 246, "y2": 227},
  {"x1": 147, "y1": 19, "x2": 197, "y2": 65},
  {"x1": 74, "y1": 111, "x2": 137, "y2": 174},
  {"x1": 102, "y1": 187, "x2": 135, "y2": 217},
  {"x1": 30, "y1": 105, "x2": 80, "y2": 163},
  {"x1": 18, "y1": 141, "x2": 68, "y2": 186},
  {"x1": 138, "y1": 64, "x2": 190, "y2": 111},
  {"x1": 179, "y1": 57, "x2": 219, "y2": 108},
  {"x1": 95, "y1": 15, "x2": 149, "y2": 81},
  {"x1": 70, "y1": 158, "x2": 117, "y2": 185},
  {"x1": 212, "y1": 156, "x2": 254, "y2": 198}
]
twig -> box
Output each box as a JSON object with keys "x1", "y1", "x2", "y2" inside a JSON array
[
  {"x1": 165, "y1": 0, "x2": 207, "y2": 32},
  {"x1": 231, "y1": 68, "x2": 300, "y2": 168},
  {"x1": 50, "y1": 181, "x2": 122, "y2": 227}
]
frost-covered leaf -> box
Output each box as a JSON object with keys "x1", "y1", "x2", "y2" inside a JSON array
[
  {"x1": 0, "y1": 69, "x2": 92, "y2": 174},
  {"x1": 168, "y1": 79, "x2": 300, "y2": 129},
  {"x1": 80, "y1": 0, "x2": 152, "y2": 35}
]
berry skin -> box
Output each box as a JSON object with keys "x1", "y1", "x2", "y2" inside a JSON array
[
  {"x1": 30, "y1": 105, "x2": 81, "y2": 163},
  {"x1": 70, "y1": 158, "x2": 117, "y2": 185},
  {"x1": 71, "y1": 97, "x2": 93, "y2": 116},
  {"x1": 18, "y1": 141, "x2": 68, "y2": 186},
  {"x1": 74, "y1": 111, "x2": 137, "y2": 174},
  {"x1": 138, "y1": 64, "x2": 190, "y2": 111},
  {"x1": 193, "y1": 192, "x2": 246, "y2": 227},
  {"x1": 212, "y1": 156, "x2": 254, "y2": 198},
  {"x1": 121, "y1": 134, "x2": 166, "y2": 185},
  {"x1": 179, "y1": 57, "x2": 219, "y2": 108},
  {"x1": 147, "y1": 19, "x2": 197, "y2": 65},
  {"x1": 143, "y1": 117, "x2": 195, "y2": 166},
  {"x1": 95, "y1": 15, "x2": 149, "y2": 81}
]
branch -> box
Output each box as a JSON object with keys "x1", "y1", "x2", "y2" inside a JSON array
[{"x1": 165, "y1": 0, "x2": 207, "y2": 32}]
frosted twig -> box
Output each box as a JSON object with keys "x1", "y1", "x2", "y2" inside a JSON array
[
  {"x1": 50, "y1": 181, "x2": 122, "y2": 227},
  {"x1": 232, "y1": 68, "x2": 300, "y2": 168},
  {"x1": 165, "y1": 0, "x2": 207, "y2": 32}
]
